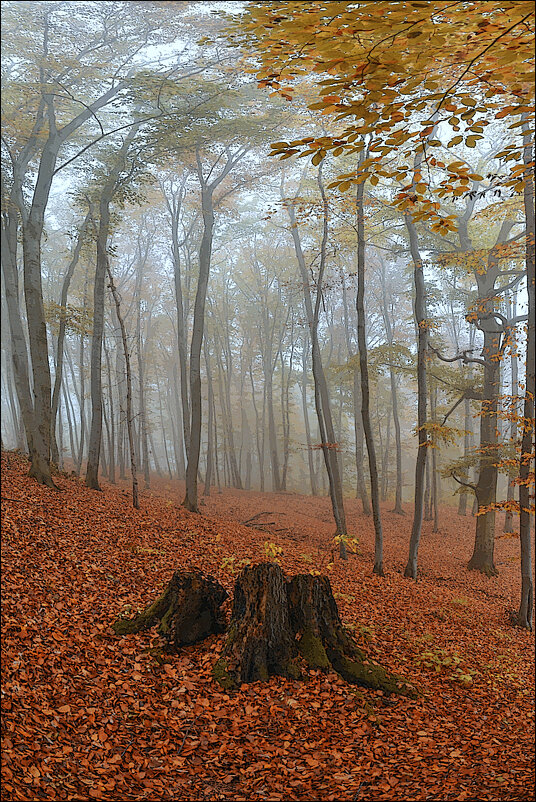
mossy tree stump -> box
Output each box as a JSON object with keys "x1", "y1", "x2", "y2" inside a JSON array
[
  {"x1": 113, "y1": 570, "x2": 227, "y2": 651},
  {"x1": 288, "y1": 574, "x2": 414, "y2": 695},
  {"x1": 213, "y1": 563, "x2": 299, "y2": 689},
  {"x1": 214, "y1": 564, "x2": 415, "y2": 697}
]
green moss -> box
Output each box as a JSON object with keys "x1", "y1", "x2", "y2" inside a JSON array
[
  {"x1": 213, "y1": 658, "x2": 236, "y2": 690},
  {"x1": 298, "y1": 630, "x2": 330, "y2": 670},
  {"x1": 332, "y1": 652, "x2": 417, "y2": 698},
  {"x1": 112, "y1": 590, "x2": 170, "y2": 636},
  {"x1": 158, "y1": 603, "x2": 174, "y2": 636}
]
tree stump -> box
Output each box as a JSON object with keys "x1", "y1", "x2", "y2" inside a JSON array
[
  {"x1": 113, "y1": 570, "x2": 227, "y2": 651},
  {"x1": 213, "y1": 563, "x2": 416, "y2": 697},
  {"x1": 288, "y1": 574, "x2": 414, "y2": 695},
  {"x1": 213, "y1": 563, "x2": 300, "y2": 689}
]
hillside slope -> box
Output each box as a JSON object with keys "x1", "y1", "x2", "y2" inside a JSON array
[{"x1": 2, "y1": 452, "x2": 534, "y2": 801}]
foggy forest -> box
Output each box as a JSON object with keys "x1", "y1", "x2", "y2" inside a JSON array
[{"x1": 1, "y1": 2, "x2": 534, "y2": 801}]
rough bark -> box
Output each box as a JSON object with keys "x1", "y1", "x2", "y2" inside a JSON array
[
  {"x1": 213, "y1": 564, "x2": 416, "y2": 696},
  {"x1": 213, "y1": 563, "x2": 298, "y2": 688},
  {"x1": 113, "y1": 570, "x2": 227, "y2": 650}
]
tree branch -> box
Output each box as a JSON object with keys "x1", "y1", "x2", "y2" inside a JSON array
[{"x1": 429, "y1": 344, "x2": 488, "y2": 368}]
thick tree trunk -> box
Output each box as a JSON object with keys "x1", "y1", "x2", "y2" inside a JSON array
[
  {"x1": 468, "y1": 335, "x2": 500, "y2": 576},
  {"x1": 113, "y1": 570, "x2": 227, "y2": 650},
  {"x1": 213, "y1": 564, "x2": 416, "y2": 695},
  {"x1": 22, "y1": 217, "x2": 55, "y2": 486}
]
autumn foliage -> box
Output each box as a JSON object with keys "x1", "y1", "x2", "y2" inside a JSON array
[{"x1": 2, "y1": 452, "x2": 534, "y2": 801}]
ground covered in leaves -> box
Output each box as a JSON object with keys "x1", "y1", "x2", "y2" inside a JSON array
[{"x1": 2, "y1": 452, "x2": 534, "y2": 801}]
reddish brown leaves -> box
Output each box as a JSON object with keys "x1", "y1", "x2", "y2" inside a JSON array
[{"x1": 1, "y1": 452, "x2": 534, "y2": 801}]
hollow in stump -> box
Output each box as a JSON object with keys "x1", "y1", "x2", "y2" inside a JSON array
[{"x1": 113, "y1": 569, "x2": 227, "y2": 651}]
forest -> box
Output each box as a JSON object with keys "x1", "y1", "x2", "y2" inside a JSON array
[{"x1": 1, "y1": 2, "x2": 534, "y2": 801}]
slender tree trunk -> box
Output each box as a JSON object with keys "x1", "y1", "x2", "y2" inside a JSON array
[
  {"x1": 431, "y1": 385, "x2": 440, "y2": 533},
  {"x1": 286, "y1": 172, "x2": 348, "y2": 558},
  {"x1": 204, "y1": 344, "x2": 214, "y2": 497},
  {"x1": 51, "y1": 213, "x2": 88, "y2": 464},
  {"x1": 104, "y1": 339, "x2": 116, "y2": 484},
  {"x1": 355, "y1": 175, "x2": 383, "y2": 574},
  {"x1": 301, "y1": 342, "x2": 319, "y2": 496},
  {"x1": 86, "y1": 125, "x2": 139, "y2": 490},
  {"x1": 184, "y1": 181, "x2": 214, "y2": 512},
  {"x1": 85, "y1": 195, "x2": 111, "y2": 490},
  {"x1": 62, "y1": 379, "x2": 76, "y2": 466},
  {"x1": 516, "y1": 122, "x2": 534, "y2": 629},
  {"x1": 504, "y1": 294, "x2": 519, "y2": 533},
  {"x1": 1, "y1": 223, "x2": 36, "y2": 460},
  {"x1": 379, "y1": 255, "x2": 404, "y2": 514},
  {"x1": 458, "y1": 395, "x2": 471, "y2": 516},
  {"x1": 404, "y1": 214, "x2": 428, "y2": 579},
  {"x1": 75, "y1": 307, "x2": 87, "y2": 476},
  {"x1": 106, "y1": 266, "x2": 139, "y2": 510}
]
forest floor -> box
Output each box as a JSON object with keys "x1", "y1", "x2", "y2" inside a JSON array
[{"x1": 1, "y1": 451, "x2": 534, "y2": 802}]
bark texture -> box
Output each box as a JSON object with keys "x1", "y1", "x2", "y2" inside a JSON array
[
  {"x1": 113, "y1": 570, "x2": 228, "y2": 650},
  {"x1": 213, "y1": 563, "x2": 416, "y2": 696}
]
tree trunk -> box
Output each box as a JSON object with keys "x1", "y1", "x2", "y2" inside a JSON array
[
  {"x1": 184, "y1": 180, "x2": 214, "y2": 512},
  {"x1": 107, "y1": 266, "x2": 139, "y2": 510},
  {"x1": 203, "y1": 344, "x2": 214, "y2": 496},
  {"x1": 404, "y1": 214, "x2": 428, "y2": 579},
  {"x1": 356, "y1": 175, "x2": 383, "y2": 575},
  {"x1": 286, "y1": 173, "x2": 348, "y2": 558},
  {"x1": 379, "y1": 254, "x2": 404, "y2": 514},
  {"x1": 213, "y1": 564, "x2": 416, "y2": 695},
  {"x1": 301, "y1": 341, "x2": 319, "y2": 496},
  {"x1": 1, "y1": 224, "x2": 36, "y2": 461},
  {"x1": 431, "y1": 385, "x2": 440, "y2": 533},
  {"x1": 85, "y1": 195, "x2": 111, "y2": 491},
  {"x1": 22, "y1": 215, "x2": 55, "y2": 486},
  {"x1": 51, "y1": 212, "x2": 89, "y2": 464},
  {"x1": 458, "y1": 396, "x2": 471, "y2": 516},
  {"x1": 517, "y1": 121, "x2": 534, "y2": 630},
  {"x1": 113, "y1": 570, "x2": 227, "y2": 650},
  {"x1": 468, "y1": 332, "x2": 500, "y2": 576}
]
